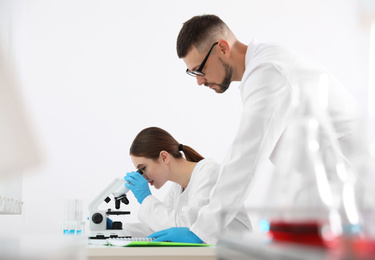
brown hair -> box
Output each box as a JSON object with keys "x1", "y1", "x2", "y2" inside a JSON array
[
  {"x1": 130, "y1": 127, "x2": 204, "y2": 162},
  {"x1": 176, "y1": 14, "x2": 228, "y2": 58}
]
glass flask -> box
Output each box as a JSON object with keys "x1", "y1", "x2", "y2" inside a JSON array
[
  {"x1": 329, "y1": 116, "x2": 375, "y2": 260},
  {"x1": 261, "y1": 74, "x2": 361, "y2": 249}
]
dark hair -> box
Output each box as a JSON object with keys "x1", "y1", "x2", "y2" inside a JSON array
[
  {"x1": 177, "y1": 14, "x2": 228, "y2": 58},
  {"x1": 130, "y1": 127, "x2": 204, "y2": 162}
]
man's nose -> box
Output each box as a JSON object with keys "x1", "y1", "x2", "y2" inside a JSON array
[{"x1": 196, "y1": 76, "x2": 206, "y2": 86}]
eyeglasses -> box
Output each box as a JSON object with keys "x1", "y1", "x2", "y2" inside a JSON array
[{"x1": 186, "y1": 42, "x2": 218, "y2": 77}]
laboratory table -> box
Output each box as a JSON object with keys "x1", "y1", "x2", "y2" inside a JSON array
[{"x1": 86, "y1": 245, "x2": 216, "y2": 260}]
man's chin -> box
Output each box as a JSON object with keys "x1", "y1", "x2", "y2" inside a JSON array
[
  {"x1": 215, "y1": 85, "x2": 229, "y2": 93},
  {"x1": 207, "y1": 82, "x2": 229, "y2": 93}
]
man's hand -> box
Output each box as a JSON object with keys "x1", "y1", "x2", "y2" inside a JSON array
[{"x1": 147, "y1": 227, "x2": 203, "y2": 243}]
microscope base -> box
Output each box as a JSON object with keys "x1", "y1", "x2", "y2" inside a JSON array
[{"x1": 88, "y1": 228, "x2": 132, "y2": 240}]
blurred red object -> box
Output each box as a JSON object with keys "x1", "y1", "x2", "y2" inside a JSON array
[{"x1": 269, "y1": 220, "x2": 328, "y2": 247}]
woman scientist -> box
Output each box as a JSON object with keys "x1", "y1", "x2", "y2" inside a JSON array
[{"x1": 121, "y1": 126, "x2": 252, "y2": 242}]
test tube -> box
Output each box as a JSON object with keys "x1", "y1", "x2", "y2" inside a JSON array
[
  {"x1": 68, "y1": 199, "x2": 76, "y2": 235},
  {"x1": 75, "y1": 199, "x2": 84, "y2": 235},
  {"x1": 63, "y1": 199, "x2": 84, "y2": 235},
  {"x1": 62, "y1": 200, "x2": 69, "y2": 235}
]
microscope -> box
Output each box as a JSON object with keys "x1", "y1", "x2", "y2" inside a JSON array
[{"x1": 88, "y1": 170, "x2": 143, "y2": 241}]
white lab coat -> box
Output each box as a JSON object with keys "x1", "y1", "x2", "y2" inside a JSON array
[
  {"x1": 137, "y1": 158, "x2": 252, "y2": 237},
  {"x1": 190, "y1": 40, "x2": 359, "y2": 244}
]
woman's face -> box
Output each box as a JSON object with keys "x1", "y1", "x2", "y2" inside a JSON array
[{"x1": 130, "y1": 155, "x2": 169, "y2": 189}]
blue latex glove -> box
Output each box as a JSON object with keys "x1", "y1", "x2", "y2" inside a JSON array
[
  {"x1": 147, "y1": 227, "x2": 203, "y2": 243},
  {"x1": 106, "y1": 217, "x2": 113, "y2": 229},
  {"x1": 124, "y1": 171, "x2": 151, "y2": 204}
]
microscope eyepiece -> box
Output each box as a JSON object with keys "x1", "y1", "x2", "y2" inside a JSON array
[{"x1": 137, "y1": 169, "x2": 144, "y2": 175}]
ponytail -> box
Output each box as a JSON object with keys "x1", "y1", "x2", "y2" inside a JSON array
[{"x1": 178, "y1": 144, "x2": 204, "y2": 162}]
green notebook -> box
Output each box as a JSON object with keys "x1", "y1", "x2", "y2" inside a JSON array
[{"x1": 107, "y1": 239, "x2": 212, "y2": 247}]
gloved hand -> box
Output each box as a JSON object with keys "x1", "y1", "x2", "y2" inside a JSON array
[
  {"x1": 124, "y1": 171, "x2": 151, "y2": 204},
  {"x1": 146, "y1": 227, "x2": 203, "y2": 244}
]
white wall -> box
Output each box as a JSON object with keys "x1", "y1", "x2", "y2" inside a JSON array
[{"x1": 0, "y1": 0, "x2": 372, "y2": 235}]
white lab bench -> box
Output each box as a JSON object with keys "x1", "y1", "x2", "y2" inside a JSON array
[
  {"x1": 86, "y1": 245, "x2": 216, "y2": 260},
  {"x1": 86, "y1": 237, "x2": 330, "y2": 260},
  {"x1": 216, "y1": 232, "x2": 330, "y2": 260},
  {"x1": 86, "y1": 233, "x2": 330, "y2": 260}
]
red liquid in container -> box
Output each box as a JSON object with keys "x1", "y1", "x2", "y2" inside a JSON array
[
  {"x1": 269, "y1": 220, "x2": 375, "y2": 259},
  {"x1": 269, "y1": 220, "x2": 327, "y2": 247},
  {"x1": 333, "y1": 237, "x2": 375, "y2": 260}
]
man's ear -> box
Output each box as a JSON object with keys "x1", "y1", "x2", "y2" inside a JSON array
[
  {"x1": 159, "y1": 151, "x2": 170, "y2": 164},
  {"x1": 218, "y1": 39, "x2": 231, "y2": 57}
]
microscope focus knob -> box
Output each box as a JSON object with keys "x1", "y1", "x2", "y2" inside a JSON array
[{"x1": 92, "y1": 213, "x2": 103, "y2": 224}]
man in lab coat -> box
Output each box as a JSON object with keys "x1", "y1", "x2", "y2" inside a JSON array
[{"x1": 148, "y1": 14, "x2": 359, "y2": 244}]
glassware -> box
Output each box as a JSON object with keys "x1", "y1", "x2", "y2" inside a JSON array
[
  {"x1": 62, "y1": 199, "x2": 85, "y2": 236},
  {"x1": 329, "y1": 116, "x2": 375, "y2": 260},
  {"x1": 261, "y1": 74, "x2": 361, "y2": 249}
]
